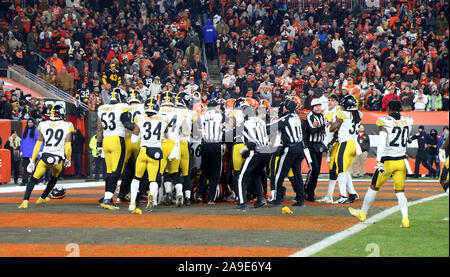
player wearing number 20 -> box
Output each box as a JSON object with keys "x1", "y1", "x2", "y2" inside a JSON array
[
  {"x1": 128, "y1": 96, "x2": 167, "y2": 213},
  {"x1": 349, "y1": 100, "x2": 413, "y2": 228},
  {"x1": 18, "y1": 104, "x2": 75, "y2": 209},
  {"x1": 97, "y1": 89, "x2": 135, "y2": 210}
]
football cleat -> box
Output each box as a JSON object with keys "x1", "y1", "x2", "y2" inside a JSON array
[
  {"x1": 100, "y1": 198, "x2": 120, "y2": 210},
  {"x1": 401, "y1": 217, "x2": 410, "y2": 228},
  {"x1": 36, "y1": 197, "x2": 50, "y2": 205},
  {"x1": 348, "y1": 208, "x2": 366, "y2": 222},
  {"x1": 164, "y1": 193, "x2": 172, "y2": 206},
  {"x1": 196, "y1": 197, "x2": 203, "y2": 203},
  {"x1": 349, "y1": 193, "x2": 360, "y2": 201},
  {"x1": 176, "y1": 194, "x2": 184, "y2": 208},
  {"x1": 317, "y1": 195, "x2": 334, "y2": 203},
  {"x1": 185, "y1": 198, "x2": 191, "y2": 207},
  {"x1": 337, "y1": 195, "x2": 352, "y2": 204},
  {"x1": 207, "y1": 201, "x2": 215, "y2": 205},
  {"x1": 18, "y1": 200, "x2": 29, "y2": 209},
  {"x1": 234, "y1": 203, "x2": 248, "y2": 211},
  {"x1": 146, "y1": 192, "x2": 154, "y2": 211},
  {"x1": 128, "y1": 203, "x2": 142, "y2": 214}
]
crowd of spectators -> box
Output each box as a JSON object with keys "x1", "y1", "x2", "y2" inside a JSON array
[{"x1": 0, "y1": 0, "x2": 448, "y2": 117}]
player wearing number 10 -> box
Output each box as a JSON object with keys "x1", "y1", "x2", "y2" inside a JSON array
[
  {"x1": 18, "y1": 104, "x2": 75, "y2": 209},
  {"x1": 349, "y1": 100, "x2": 414, "y2": 228}
]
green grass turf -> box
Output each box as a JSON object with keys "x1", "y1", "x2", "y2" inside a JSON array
[{"x1": 312, "y1": 196, "x2": 449, "y2": 257}]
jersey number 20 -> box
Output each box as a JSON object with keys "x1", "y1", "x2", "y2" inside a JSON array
[{"x1": 390, "y1": 126, "x2": 409, "y2": 147}]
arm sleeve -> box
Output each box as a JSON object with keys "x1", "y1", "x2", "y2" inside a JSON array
[
  {"x1": 65, "y1": 142, "x2": 72, "y2": 161},
  {"x1": 31, "y1": 140, "x2": 43, "y2": 162}
]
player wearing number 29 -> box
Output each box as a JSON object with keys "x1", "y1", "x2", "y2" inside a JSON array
[
  {"x1": 329, "y1": 95, "x2": 362, "y2": 204},
  {"x1": 349, "y1": 100, "x2": 414, "y2": 228},
  {"x1": 18, "y1": 104, "x2": 75, "y2": 209},
  {"x1": 96, "y1": 89, "x2": 135, "y2": 210},
  {"x1": 127, "y1": 96, "x2": 167, "y2": 213}
]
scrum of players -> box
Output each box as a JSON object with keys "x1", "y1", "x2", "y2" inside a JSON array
[{"x1": 18, "y1": 86, "x2": 449, "y2": 227}]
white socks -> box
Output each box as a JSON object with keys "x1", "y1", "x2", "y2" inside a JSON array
[
  {"x1": 346, "y1": 172, "x2": 357, "y2": 195},
  {"x1": 361, "y1": 188, "x2": 377, "y2": 214},
  {"x1": 337, "y1": 173, "x2": 348, "y2": 197},
  {"x1": 149, "y1": 182, "x2": 159, "y2": 205},
  {"x1": 326, "y1": 180, "x2": 336, "y2": 198},
  {"x1": 185, "y1": 190, "x2": 191, "y2": 199},
  {"x1": 396, "y1": 192, "x2": 408, "y2": 219},
  {"x1": 129, "y1": 179, "x2": 140, "y2": 204},
  {"x1": 270, "y1": 190, "x2": 276, "y2": 201},
  {"x1": 104, "y1": 191, "x2": 114, "y2": 200},
  {"x1": 175, "y1": 183, "x2": 183, "y2": 197},
  {"x1": 164, "y1": 182, "x2": 172, "y2": 195}
]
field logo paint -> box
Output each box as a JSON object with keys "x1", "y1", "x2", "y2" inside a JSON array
[
  {"x1": 66, "y1": 243, "x2": 80, "y2": 257},
  {"x1": 365, "y1": 243, "x2": 380, "y2": 257}
]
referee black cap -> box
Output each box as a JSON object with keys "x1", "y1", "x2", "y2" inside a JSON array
[{"x1": 284, "y1": 98, "x2": 297, "y2": 112}]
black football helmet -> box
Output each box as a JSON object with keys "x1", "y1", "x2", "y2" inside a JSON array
[
  {"x1": 48, "y1": 104, "x2": 66, "y2": 121},
  {"x1": 144, "y1": 96, "x2": 160, "y2": 115},
  {"x1": 128, "y1": 89, "x2": 142, "y2": 104},
  {"x1": 160, "y1": 91, "x2": 175, "y2": 106},
  {"x1": 233, "y1": 97, "x2": 250, "y2": 109},
  {"x1": 175, "y1": 92, "x2": 191, "y2": 108},
  {"x1": 110, "y1": 88, "x2": 126, "y2": 104},
  {"x1": 340, "y1": 95, "x2": 358, "y2": 111},
  {"x1": 50, "y1": 185, "x2": 66, "y2": 199}
]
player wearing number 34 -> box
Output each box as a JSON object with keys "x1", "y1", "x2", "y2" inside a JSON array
[{"x1": 18, "y1": 104, "x2": 75, "y2": 209}]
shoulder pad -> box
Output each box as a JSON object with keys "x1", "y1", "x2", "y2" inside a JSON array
[{"x1": 335, "y1": 110, "x2": 346, "y2": 120}]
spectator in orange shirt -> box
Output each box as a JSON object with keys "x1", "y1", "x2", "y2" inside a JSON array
[{"x1": 49, "y1": 53, "x2": 64, "y2": 75}]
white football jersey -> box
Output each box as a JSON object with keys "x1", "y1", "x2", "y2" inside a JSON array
[
  {"x1": 38, "y1": 120, "x2": 74, "y2": 158},
  {"x1": 135, "y1": 113, "x2": 167, "y2": 148},
  {"x1": 324, "y1": 105, "x2": 342, "y2": 144},
  {"x1": 126, "y1": 103, "x2": 145, "y2": 136},
  {"x1": 159, "y1": 106, "x2": 184, "y2": 141},
  {"x1": 376, "y1": 115, "x2": 414, "y2": 158},
  {"x1": 98, "y1": 103, "x2": 130, "y2": 138},
  {"x1": 177, "y1": 107, "x2": 196, "y2": 142},
  {"x1": 335, "y1": 109, "x2": 363, "y2": 142}
]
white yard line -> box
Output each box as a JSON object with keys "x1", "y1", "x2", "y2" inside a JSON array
[
  {"x1": 289, "y1": 193, "x2": 448, "y2": 257},
  {"x1": 0, "y1": 182, "x2": 104, "y2": 193}
]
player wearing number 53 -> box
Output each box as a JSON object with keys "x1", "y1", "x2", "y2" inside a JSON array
[
  {"x1": 18, "y1": 104, "x2": 75, "y2": 209},
  {"x1": 96, "y1": 88, "x2": 135, "y2": 210}
]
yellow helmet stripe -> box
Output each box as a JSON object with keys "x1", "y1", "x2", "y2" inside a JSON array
[{"x1": 50, "y1": 105, "x2": 55, "y2": 118}]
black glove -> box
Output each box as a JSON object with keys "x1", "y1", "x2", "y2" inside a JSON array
[{"x1": 241, "y1": 150, "x2": 250, "y2": 159}]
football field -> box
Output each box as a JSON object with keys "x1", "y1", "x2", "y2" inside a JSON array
[{"x1": 0, "y1": 179, "x2": 447, "y2": 257}]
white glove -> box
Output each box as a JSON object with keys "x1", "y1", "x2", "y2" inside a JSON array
[
  {"x1": 97, "y1": 147, "x2": 103, "y2": 157},
  {"x1": 27, "y1": 159, "x2": 36, "y2": 173},
  {"x1": 375, "y1": 162, "x2": 385, "y2": 174},
  {"x1": 168, "y1": 141, "x2": 180, "y2": 161},
  {"x1": 439, "y1": 149, "x2": 446, "y2": 163},
  {"x1": 64, "y1": 160, "x2": 71, "y2": 168}
]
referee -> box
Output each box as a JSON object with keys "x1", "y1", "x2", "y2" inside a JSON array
[
  {"x1": 235, "y1": 106, "x2": 271, "y2": 210},
  {"x1": 304, "y1": 98, "x2": 326, "y2": 202},
  {"x1": 198, "y1": 99, "x2": 225, "y2": 204},
  {"x1": 269, "y1": 98, "x2": 306, "y2": 207}
]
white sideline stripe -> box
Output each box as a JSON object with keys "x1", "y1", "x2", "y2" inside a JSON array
[
  {"x1": 289, "y1": 193, "x2": 448, "y2": 257},
  {"x1": 0, "y1": 182, "x2": 104, "y2": 194}
]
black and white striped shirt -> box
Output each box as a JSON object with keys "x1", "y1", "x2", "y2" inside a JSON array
[
  {"x1": 199, "y1": 110, "x2": 224, "y2": 143},
  {"x1": 270, "y1": 113, "x2": 303, "y2": 144},
  {"x1": 306, "y1": 111, "x2": 325, "y2": 143},
  {"x1": 242, "y1": 117, "x2": 270, "y2": 148}
]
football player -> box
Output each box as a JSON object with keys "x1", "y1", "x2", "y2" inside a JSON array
[
  {"x1": 329, "y1": 95, "x2": 362, "y2": 204},
  {"x1": 19, "y1": 104, "x2": 74, "y2": 209},
  {"x1": 128, "y1": 96, "x2": 167, "y2": 213},
  {"x1": 317, "y1": 94, "x2": 342, "y2": 203},
  {"x1": 117, "y1": 90, "x2": 146, "y2": 204},
  {"x1": 438, "y1": 136, "x2": 449, "y2": 195},
  {"x1": 349, "y1": 100, "x2": 414, "y2": 228},
  {"x1": 158, "y1": 92, "x2": 188, "y2": 207},
  {"x1": 97, "y1": 89, "x2": 135, "y2": 210},
  {"x1": 175, "y1": 92, "x2": 197, "y2": 206}
]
